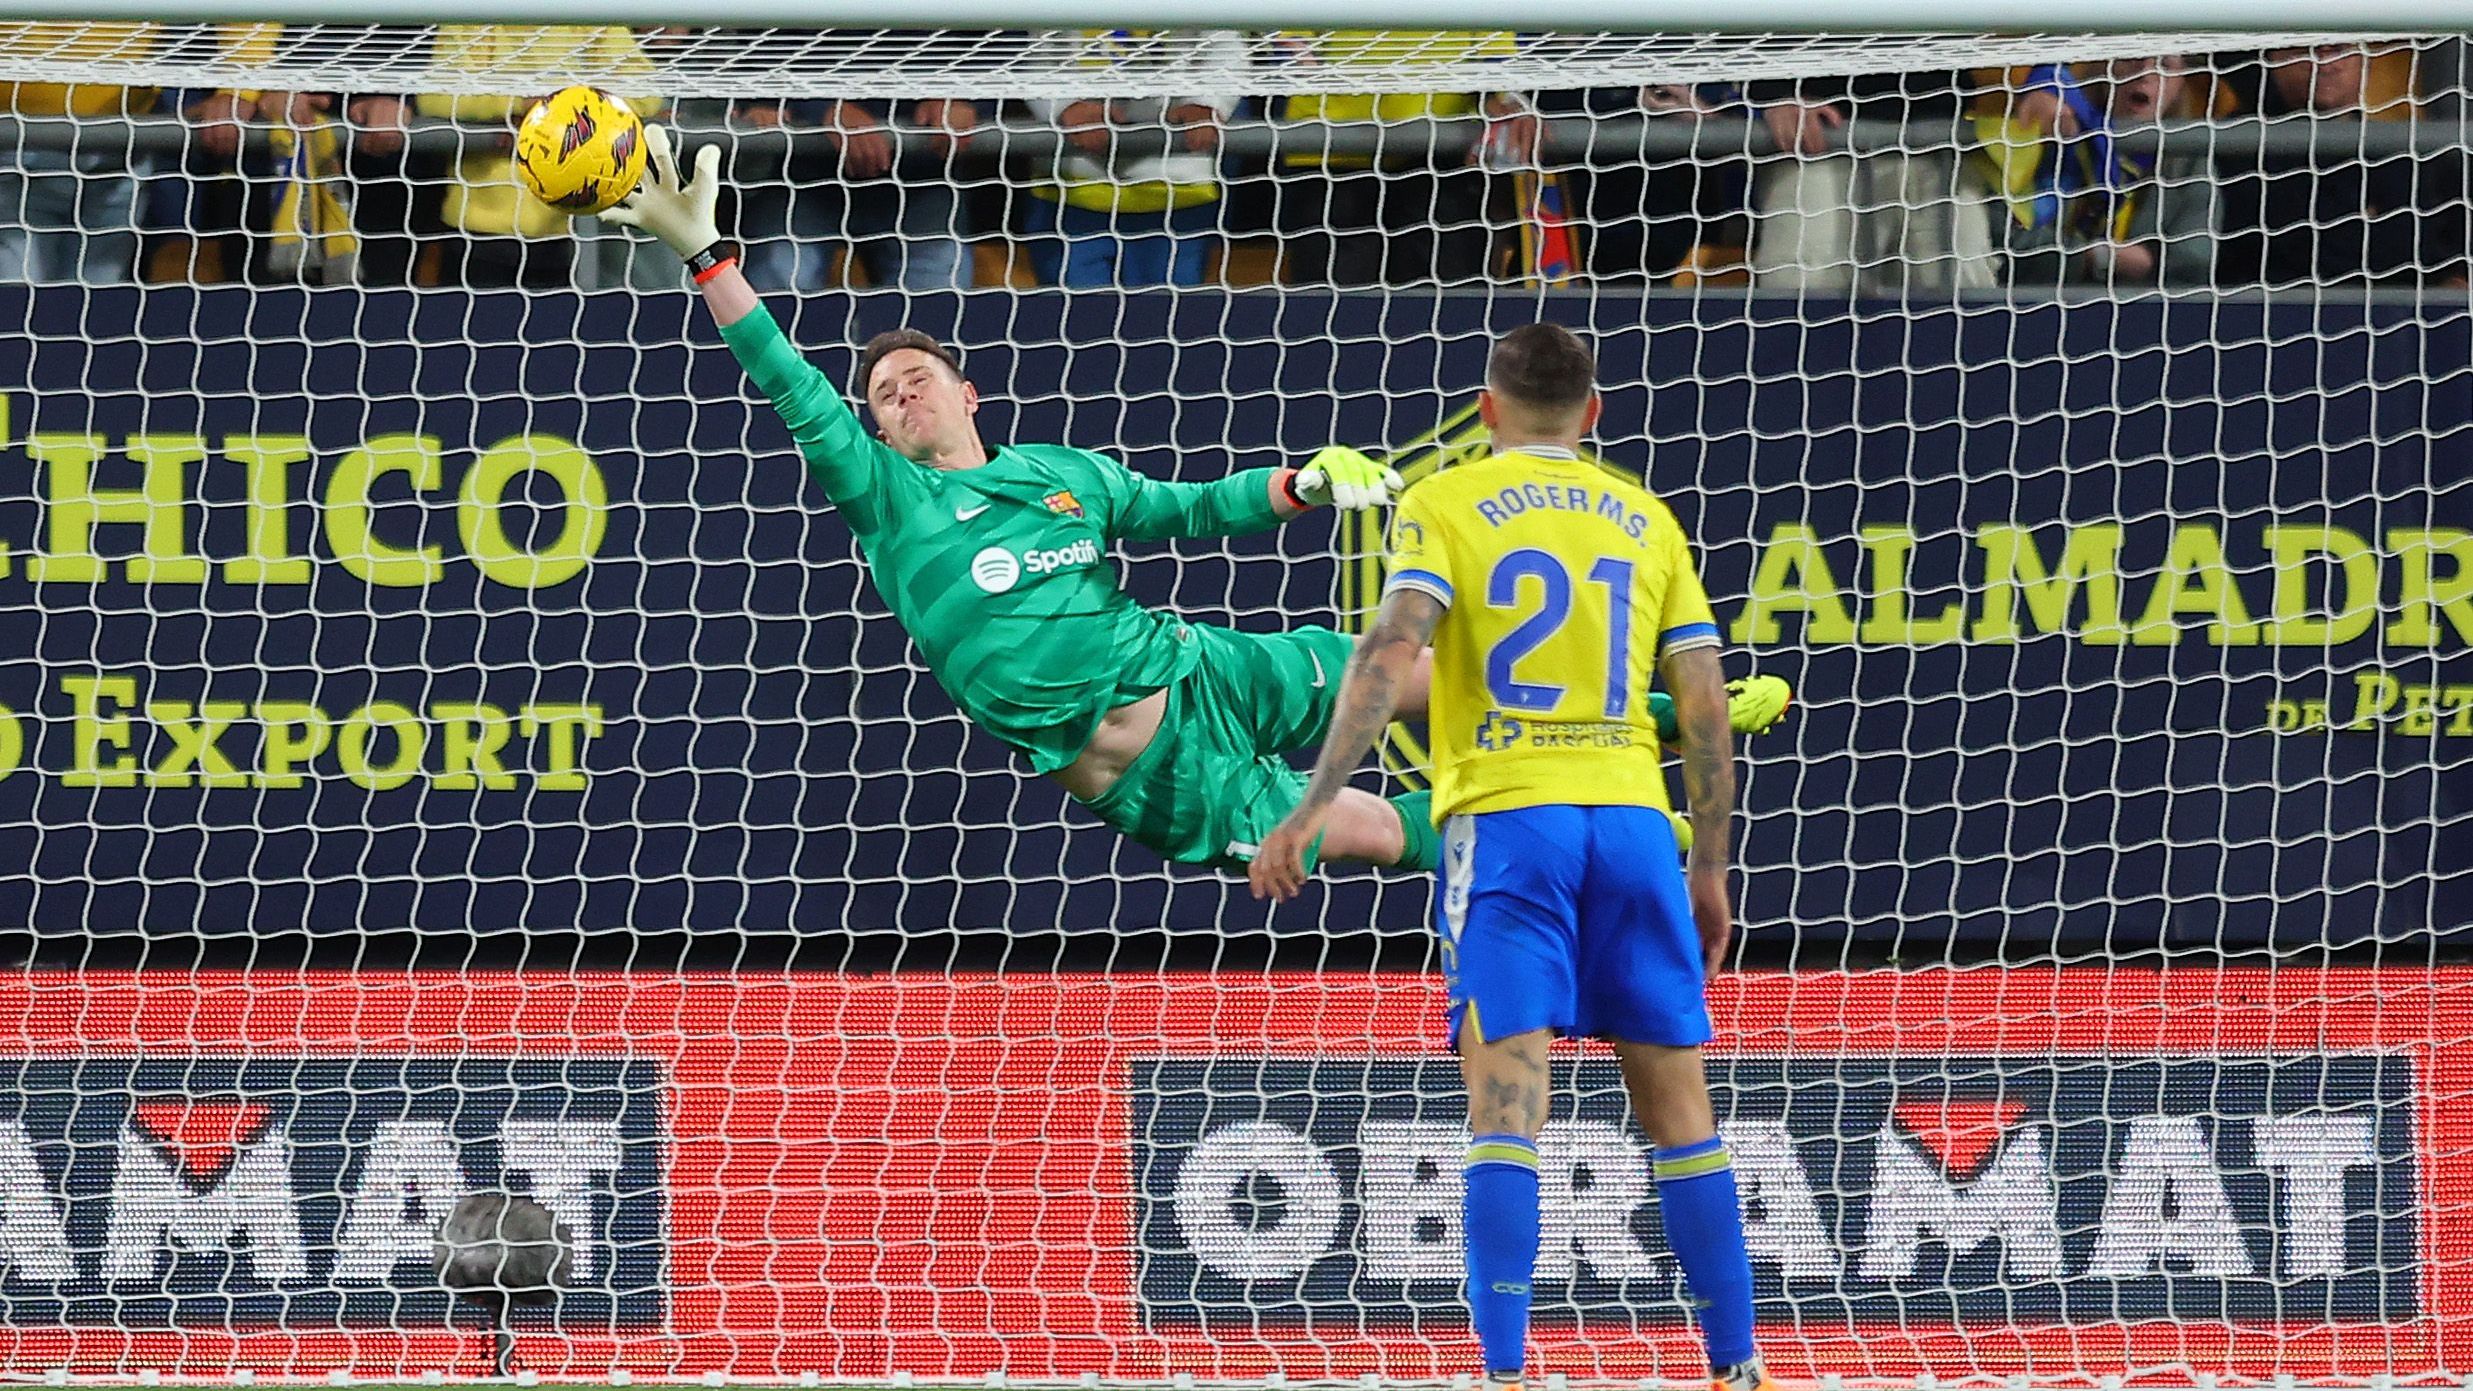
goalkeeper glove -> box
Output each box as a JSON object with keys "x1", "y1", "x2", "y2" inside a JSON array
[
  {"x1": 601, "y1": 124, "x2": 723, "y2": 259},
  {"x1": 1291, "y1": 445, "x2": 1404, "y2": 511}
]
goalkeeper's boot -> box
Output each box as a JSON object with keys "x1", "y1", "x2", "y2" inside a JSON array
[
  {"x1": 1726, "y1": 675, "x2": 1793, "y2": 736},
  {"x1": 1712, "y1": 1360, "x2": 1778, "y2": 1391}
]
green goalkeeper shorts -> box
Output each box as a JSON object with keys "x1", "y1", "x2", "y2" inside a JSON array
[{"x1": 1077, "y1": 623, "x2": 1357, "y2": 870}]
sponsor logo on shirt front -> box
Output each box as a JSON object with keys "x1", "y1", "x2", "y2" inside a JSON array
[
  {"x1": 971, "y1": 538, "x2": 1102, "y2": 594},
  {"x1": 1024, "y1": 538, "x2": 1101, "y2": 576},
  {"x1": 970, "y1": 547, "x2": 1022, "y2": 593}
]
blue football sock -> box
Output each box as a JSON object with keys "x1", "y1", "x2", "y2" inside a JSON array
[
  {"x1": 1655, "y1": 1137, "x2": 1758, "y2": 1371},
  {"x1": 1463, "y1": 1133, "x2": 1540, "y2": 1378}
]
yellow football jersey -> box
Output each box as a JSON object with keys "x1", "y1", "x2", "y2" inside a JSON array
[{"x1": 1384, "y1": 447, "x2": 1720, "y2": 821}]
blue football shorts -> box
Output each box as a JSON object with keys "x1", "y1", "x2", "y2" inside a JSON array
[{"x1": 1434, "y1": 803, "x2": 1713, "y2": 1049}]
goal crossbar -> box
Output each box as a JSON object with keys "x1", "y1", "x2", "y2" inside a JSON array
[
  {"x1": 0, "y1": 0, "x2": 2464, "y2": 28},
  {"x1": 0, "y1": 111, "x2": 2451, "y2": 161},
  {"x1": 0, "y1": 25, "x2": 2417, "y2": 100}
]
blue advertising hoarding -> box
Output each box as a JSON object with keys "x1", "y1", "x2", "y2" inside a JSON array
[
  {"x1": 1132, "y1": 1052, "x2": 2418, "y2": 1328},
  {"x1": 0, "y1": 1054, "x2": 664, "y2": 1326},
  {"x1": 0, "y1": 288, "x2": 2461, "y2": 951}
]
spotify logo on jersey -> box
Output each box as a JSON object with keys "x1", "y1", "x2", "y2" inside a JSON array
[{"x1": 970, "y1": 546, "x2": 1021, "y2": 593}]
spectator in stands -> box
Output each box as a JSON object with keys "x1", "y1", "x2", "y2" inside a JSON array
[
  {"x1": 1023, "y1": 30, "x2": 1242, "y2": 288},
  {"x1": 162, "y1": 20, "x2": 431, "y2": 283},
  {"x1": 321, "y1": 91, "x2": 420, "y2": 284},
  {"x1": 1541, "y1": 81, "x2": 1753, "y2": 284},
  {"x1": 182, "y1": 87, "x2": 420, "y2": 284},
  {"x1": 0, "y1": 22, "x2": 273, "y2": 285},
  {"x1": 1266, "y1": 31, "x2": 1536, "y2": 288},
  {"x1": 1744, "y1": 68, "x2": 2001, "y2": 295},
  {"x1": 2214, "y1": 43, "x2": 2470, "y2": 287},
  {"x1": 412, "y1": 24, "x2": 663, "y2": 289},
  {"x1": 2433, "y1": 38, "x2": 2473, "y2": 125},
  {"x1": 1983, "y1": 54, "x2": 2219, "y2": 287},
  {"x1": 737, "y1": 98, "x2": 975, "y2": 292}
]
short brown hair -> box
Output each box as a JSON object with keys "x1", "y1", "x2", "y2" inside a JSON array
[
  {"x1": 858, "y1": 328, "x2": 964, "y2": 396},
  {"x1": 1485, "y1": 323, "x2": 1596, "y2": 414}
]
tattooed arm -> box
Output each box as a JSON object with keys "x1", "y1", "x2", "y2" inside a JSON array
[
  {"x1": 1248, "y1": 589, "x2": 1445, "y2": 901},
  {"x1": 1662, "y1": 643, "x2": 1737, "y2": 971},
  {"x1": 1291, "y1": 588, "x2": 1442, "y2": 820}
]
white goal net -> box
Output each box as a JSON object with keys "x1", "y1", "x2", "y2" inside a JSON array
[{"x1": 0, "y1": 21, "x2": 2463, "y2": 1388}]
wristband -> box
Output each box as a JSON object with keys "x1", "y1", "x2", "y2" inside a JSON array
[
  {"x1": 686, "y1": 241, "x2": 738, "y2": 283},
  {"x1": 1276, "y1": 467, "x2": 1314, "y2": 511}
]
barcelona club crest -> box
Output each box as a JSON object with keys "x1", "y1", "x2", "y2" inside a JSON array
[{"x1": 1042, "y1": 490, "x2": 1086, "y2": 520}]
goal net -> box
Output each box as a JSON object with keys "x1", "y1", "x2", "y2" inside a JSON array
[{"x1": 0, "y1": 21, "x2": 2464, "y2": 1388}]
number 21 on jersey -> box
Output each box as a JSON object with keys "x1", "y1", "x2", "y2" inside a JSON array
[{"x1": 1482, "y1": 546, "x2": 1638, "y2": 720}]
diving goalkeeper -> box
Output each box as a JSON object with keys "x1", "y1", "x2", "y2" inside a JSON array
[{"x1": 609, "y1": 128, "x2": 1786, "y2": 875}]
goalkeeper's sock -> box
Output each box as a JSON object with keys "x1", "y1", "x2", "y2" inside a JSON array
[
  {"x1": 1463, "y1": 1133, "x2": 1540, "y2": 1379},
  {"x1": 1655, "y1": 1137, "x2": 1758, "y2": 1369},
  {"x1": 1388, "y1": 790, "x2": 1439, "y2": 871}
]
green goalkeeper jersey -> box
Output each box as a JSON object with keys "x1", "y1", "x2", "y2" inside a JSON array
[{"x1": 721, "y1": 305, "x2": 1291, "y2": 774}]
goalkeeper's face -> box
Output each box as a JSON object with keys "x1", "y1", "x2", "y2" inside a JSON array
[{"x1": 867, "y1": 348, "x2": 983, "y2": 463}]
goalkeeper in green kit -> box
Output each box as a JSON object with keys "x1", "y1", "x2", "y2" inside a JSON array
[{"x1": 610, "y1": 128, "x2": 1789, "y2": 876}]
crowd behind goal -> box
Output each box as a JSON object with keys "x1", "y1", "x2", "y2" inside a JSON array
[{"x1": 0, "y1": 29, "x2": 2465, "y2": 294}]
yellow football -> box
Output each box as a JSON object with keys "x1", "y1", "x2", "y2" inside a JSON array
[{"x1": 514, "y1": 86, "x2": 647, "y2": 216}]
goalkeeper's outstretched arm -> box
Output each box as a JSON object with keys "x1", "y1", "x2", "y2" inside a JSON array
[
  {"x1": 609, "y1": 124, "x2": 1405, "y2": 530},
  {"x1": 1109, "y1": 444, "x2": 1406, "y2": 541},
  {"x1": 604, "y1": 125, "x2": 901, "y2": 522}
]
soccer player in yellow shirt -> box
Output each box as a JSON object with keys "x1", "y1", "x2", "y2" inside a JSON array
[{"x1": 1253, "y1": 324, "x2": 1774, "y2": 1391}]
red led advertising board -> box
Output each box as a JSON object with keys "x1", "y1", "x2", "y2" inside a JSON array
[{"x1": 0, "y1": 969, "x2": 2455, "y2": 1385}]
